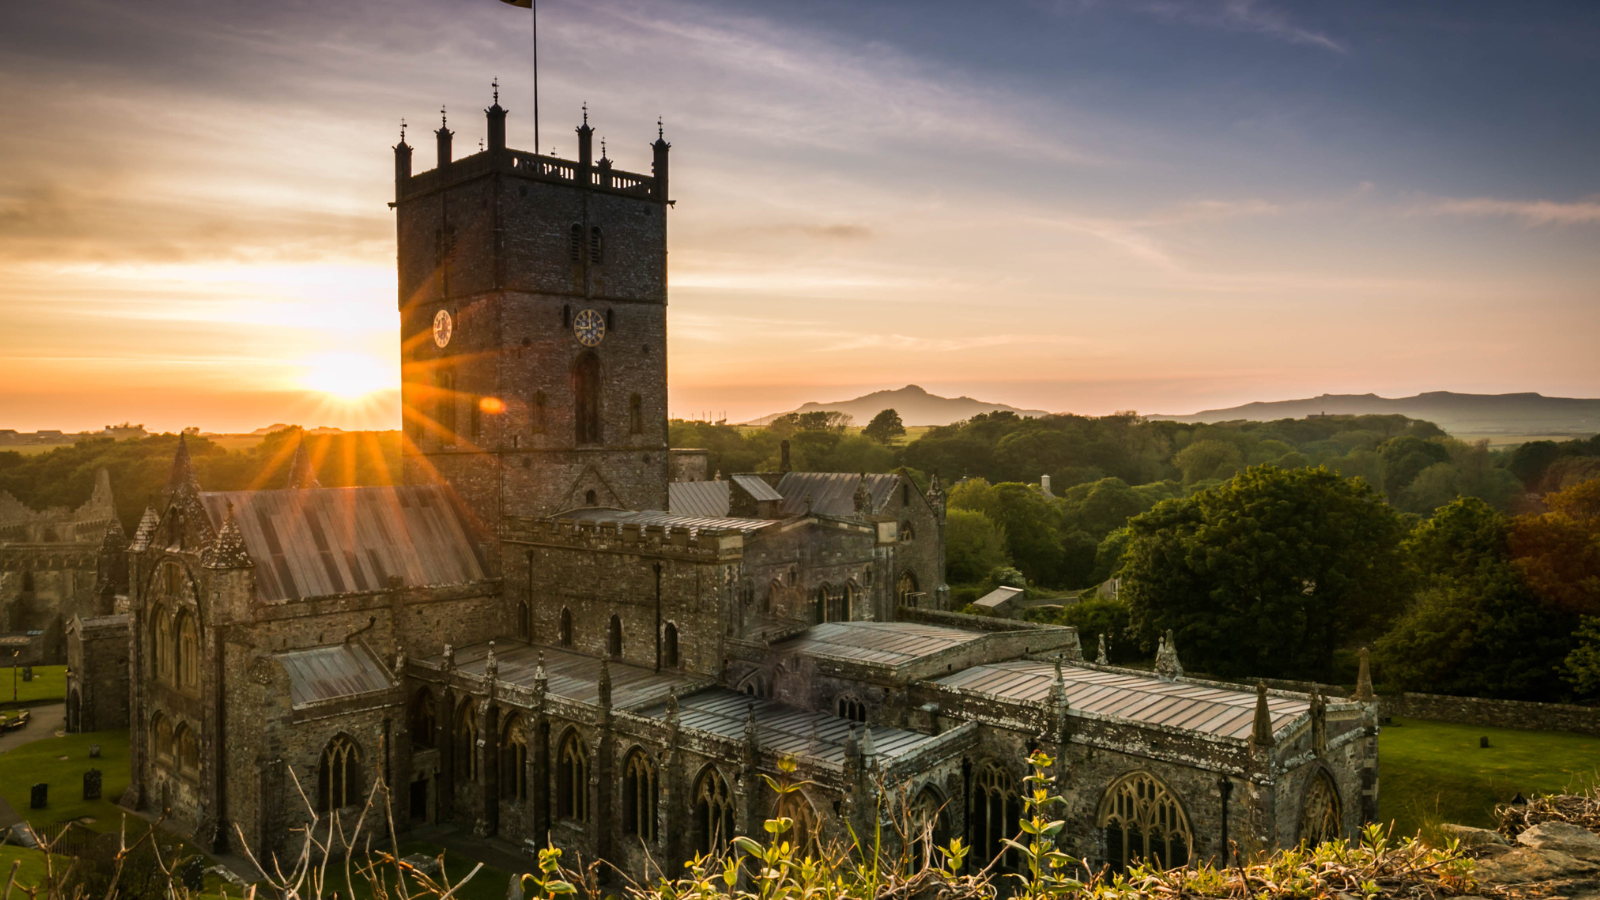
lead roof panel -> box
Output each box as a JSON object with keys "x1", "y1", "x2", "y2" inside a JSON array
[
  {"x1": 775, "y1": 621, "x2": 987, "y2": 667},
  {"x1": 277, "y1": 643, "x2": 393, "y2": 709},
  {"x1": 668, "y1": 481, "x2": 731, "y2": 518}
]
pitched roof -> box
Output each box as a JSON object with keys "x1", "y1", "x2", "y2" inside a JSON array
[
  {"x1": 438, "y1": 641, "x2": 695, "y2": 709},
  {"x1": 198, "y1": 485, "x2": 486, "y2": 601},
  {"x1": 668, "y1": 481, "x2": 730, "y2": 517},
  {"x1": 276, "y1": 643, "x2": 394, "y2": 709},
  {"x1": 933, "y1": 661, "x2": 1311, "y2": 740},
  {"x1": 562, "y1": 508, "x2": 773, "y2": 536},
  {"x1": 777, "y1": 622, "x2": 986, "y2": 667},
  {"x1": 973, "y1": 586, "x2": 1025, "y2": 609},
  {"x1": 775, "y1": 472, "x2": 900, "y2": 517},
  {"x1": 730, "y1": 474, "x2": 783, "y2": 502},
  {"x1": 636, "y1": 687, "x2": 940, "y2": 765}
]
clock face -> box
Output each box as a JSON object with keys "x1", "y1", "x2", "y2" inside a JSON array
[
  {"x1": 573, "y1": 308, "x2": 606, "y2": 347},
  {"x1": 432, "y1": 309, "x2": 453, "y2": 348}
]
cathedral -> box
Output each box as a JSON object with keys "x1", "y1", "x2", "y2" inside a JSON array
[{"x1": 72, "y1": 90, "x2": 1378, "y2": 879}]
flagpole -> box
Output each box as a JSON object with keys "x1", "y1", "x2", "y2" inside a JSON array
[{"x1": 532, "y1": 0, "x2": 540, "y2": 155}]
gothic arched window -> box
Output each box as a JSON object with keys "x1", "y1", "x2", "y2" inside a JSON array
[
  {"x1": 608, "y1": 614, "x2": 623, "y2": 659},
  {"x1": 410, "y1": 690, "x2": 436, "y2": 749},
  {"x1": 623, "y1": 749, "x2": 658, "y2": 843},
  {"x1": 455, "y1": 704, "x2": 479, "y2": 783},
  {"x1": 775, "y1": 791, "x2": 820, "y2": 856},
  {"x1": 973, "y1": 761, "x2": 1021, "y2": 870},
  {"x1": 152, "y1": 604, "x2": 172, "y2": 684},
  {"x1": 318, "y1": 735, "x2": 362, "y2": 811},
  {"x1": 693, "y1": 768, "x2": 735, "y2": 857},
  {"x1": 175, "y1": 723, "x2": 200, "y2": 776},
  {"x1": 559, "y1": 607, "x2": 573, "y2": 647},
  {"x1": 909, "y1": 787, "x2": 949, "y2": 867},
  {"x1": 662, "y1": 622, "x2": 679, "y2": 668},
  {"x1": 901, "y1": 521, "x2": 915, "y2": 542},
  {"x1": 1299, "y1": 770, "x2": 1343, "y2": 847},
  {"x1": 176, "y1": 612, "x2": 199, "y2": 690},
  {"x1": 152, "y1": 713, "x2": 172, "y2": 760},
  {"x1": 815, "y1": 583, "x2": 848, "y2": 624},
  {"x1": 589, "y1": 226, "x2": 603, "y2": 264},
  {"x1": 573, "y1": 352, "x2": 602, "y2": 444},
  {"x1": 629, "y1": 393, "x2": 643, "y2": 434},
  {"x1": 501, "y1": 716, "x2": 529, "y2": 801},
  {"x1": 1098, "y1": 771, "x2": 1192, "y2": 873},
  {"x1": 897, "y1": 571, "x2": 920, "y2": 608},
  {"x1": 836, "y1": 694, "x2": 866, "y2": 723},
  {"x1": 557, "y1": 731, "x2": 589, "y2": 822},
  {"x1": 568, "y1": 224, "x2": 583, "y2": 262}
]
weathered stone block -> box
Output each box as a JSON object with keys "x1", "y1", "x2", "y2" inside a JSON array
[
  {"x1": 1516, "y1": 821, "x2": 1600, "y2": 862},
  {"x1": 83, "y1": 769, "x2": 101, "y2": 800},
  {"x1": 29, "y1": 783, "x2": 46, "y2": 809}
]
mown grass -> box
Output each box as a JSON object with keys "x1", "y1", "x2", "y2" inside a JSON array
[
  {"x1": 1378, "y1": 716, "x2": 1600, "y2": 840},
  {"x1": 0, "y1": 729, "x2": 130, "y2": 831},
  {"x1": 0, "y1": 664, "x2": 67, "y2": 708}
]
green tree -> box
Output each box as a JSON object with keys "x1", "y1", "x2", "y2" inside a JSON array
[
  {"x1": 862, "y1": 408, "x2": 906, "y2": 445},
  {"x1": 1565, "y1": 617, "x2": 1600, "y2": 700},
  {"x1": 945, "y1": 508, "x2": 1010, "y2": 584},
  {"x1": 1119, "y1": 465, "x2": 1408, "y2": 680},
  {"x1": 1378, "y1": 435, "x2": 1451, "y2": 499},
  {"x1": 948, "y1": 478, "x2": 1067, "y2": 586},
  {"x1": 1171, "y1": 440, "x2": 1243, "y2": 486}
]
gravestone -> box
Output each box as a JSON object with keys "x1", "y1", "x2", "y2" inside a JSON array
[
  {"x1": 30, "y1": 783, "x2": 47, "y2": 809},
  {"x1": 178, "y1": 858, "x2": 206, "y2": 891},
  {"x1": 88, "y1": 744, "x2": 101, "y2": 758},
  {"x1": 21, "y1": 667, "x2": 32, "y2": 683},
  {"x1": 83, "y1": 769, "x2": 102, "y2": 800}
]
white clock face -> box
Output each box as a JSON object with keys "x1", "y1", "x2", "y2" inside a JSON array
[
  {"x1": 432, "y1": 309, "x2": 453, "y2": 348},
  {"x1": 573, "y1": 308, "x2": 605, "y2": 347}
]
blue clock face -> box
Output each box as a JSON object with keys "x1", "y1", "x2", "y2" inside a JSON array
[{"x1": 574, "y1": 308, "x2": 605, "y2": 347}]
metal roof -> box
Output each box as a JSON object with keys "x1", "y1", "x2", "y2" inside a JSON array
[
  {"x1": 636, "y1": 687, "x2": 940, "y2": 765},
  {"x1": 277, "y1": 643, "x2": 394, "y2": 709},
  {"x1": 668, "y1": 481, "x2": 731, "y2": 517},
  {"x1": 934, "y1": 661, "x2": 1309, "y2": 740},
  {"x1": 776, "y1": 622, "x2": 987, "y2": 667},
  {"x1": 775, "y1": 472, "x2": 900, "y2": 517},
  {"x1": 973, "y1": 586, "x2": 1025, "y2": 609},
  {"x1": 199, "y1": 486, "x2": 486, "y2": 602},
  {"x1": 437, "y1": 641, "x2": 694, "y2": 709},
  {"x1": 562, "y1": 508, "x2": 773, "y2": 536},
  {"x1": 730, "y1": 474, "x2": 784, "y2": 502}
]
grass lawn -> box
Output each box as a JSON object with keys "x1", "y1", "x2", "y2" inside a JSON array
[
  {"x1": 0, "y1": 664, "x2": 67, "y2": 708},
  {"x1": 0, "y1": 729, "x2": 131, "y2": 832},
  {"x1": 1378, "y1": 717, "x2": 1600, "y2": 840}
]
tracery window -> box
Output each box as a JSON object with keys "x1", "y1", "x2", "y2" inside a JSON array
[
  {"x1": 318, "y1": 734, "x2": 362, "y2": 811},
  {"x1": 589, "y1": 226, "x2": 603, "y2": 264},
  {"x1": 836, "y1": 694, "x2": 866, "y2": 724},
  {"x1": 815, "y1": 583, "x2": 848, "y2": 623},
  {"x1": 152, "y1": 713, "x2": 172, "y2": 760},
  {"x1": 557, "y1": 731, "x2": 589, "y2": 822},
  {"x1": 501, "y1": 716, "x2": 529, "y2": 802},
  {"x1": 410, "y1": 690, "x2": 436, "y2": 749},
  {"x1": 1098, "y1": 771, "x2": 1192, "y2": 872},
  {"x1": 1299, "y1": 770, "x2": 1343, "y2": 846},
  {"x1": 693, "y1": 768, "x2": 735, "y2": 857},
  {"x1": 176, "y1": 612, "x2": 199, "y2": 690},
  {"x1": 972, "y1": 761, "x2": 1021, "y2": 870},
  {"x1": 896, "y1": 571, "x2": 920, "y2": 608},
  {"x1": 774, "y1": 791, "x2": 820, "y2": 856},
  {"x1": 152, "y1": 604, "x2": 173, "y2": 684},
  {"x1": 901, "y1": 521, "x2": 915, "y2": 541},
  {"x1": 623, "y1": 749, "x2": 658, "y2": 842},
  {"x1": 455, "y1": 704, "x2": 479, "y2": 783},
  {"x1": 908, "y1": 786, "x2": 949, "y2": 866},
  {"x1": 175, "y1": 724, "x2": 199, "y2": 776}
]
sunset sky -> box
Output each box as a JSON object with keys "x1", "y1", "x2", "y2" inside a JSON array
[{"x1": 1, "y1": 0, "x2": 1597, "y2": 433}]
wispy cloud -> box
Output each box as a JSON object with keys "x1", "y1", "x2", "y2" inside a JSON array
[
  {"x1": 1058, "y1": 0, "x2": 1346, "y2": 53},
  {"x1": 1423, "y1": 195, "x2": 1600, "y2": 226}
]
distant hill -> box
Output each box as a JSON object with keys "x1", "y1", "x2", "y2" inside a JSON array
[
  {"x1": 1149, "y1": 392, "x2": 1600, "y2": 436},
  {"x1": 747, "y1": 385, "x2": 1052, "y2": 427},
  {"x1": 246, "y1": 424, "x2": 345, "y2": 436}
]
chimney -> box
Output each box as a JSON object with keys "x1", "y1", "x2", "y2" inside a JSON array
[
  {"x1": 652, "y1": 118, "x2": 671, "y2": 203},
  {"x1": 1040, "y1": 474, "x2": 1052, "y2": 496},
  {"x1": 435, "y1": 107, "x2": 453, "y2": 170}
]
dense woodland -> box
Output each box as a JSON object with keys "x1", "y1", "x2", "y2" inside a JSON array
[{"x1": 5, "y1": 411, "x2": 1598, "y2": 703}]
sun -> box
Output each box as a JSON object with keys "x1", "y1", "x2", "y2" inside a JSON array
[{"x1": 301, "y1": 352, "x2": 392, "y2": 400}]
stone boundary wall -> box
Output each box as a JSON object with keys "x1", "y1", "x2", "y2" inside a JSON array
[{"x1": 1380, "y1": 692, "x2": 1600, "y2": 736}]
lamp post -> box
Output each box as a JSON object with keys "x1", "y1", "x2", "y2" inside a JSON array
[{"x1": 11, "y1": 649, "x2": 18, "y2": 702}]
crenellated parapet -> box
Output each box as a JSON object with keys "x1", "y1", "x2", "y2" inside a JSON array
[{"x1": 501, "y1": 515, "x2": 746, "y2": 562}]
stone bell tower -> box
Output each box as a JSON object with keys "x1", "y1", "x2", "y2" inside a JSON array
[{"x1": 393, "y1": 85, "x2": 672, "y2": 531}]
